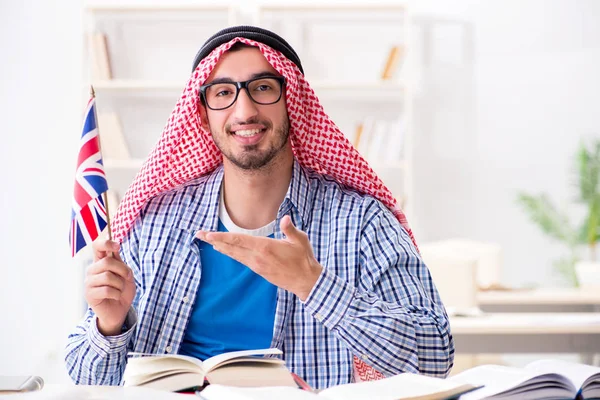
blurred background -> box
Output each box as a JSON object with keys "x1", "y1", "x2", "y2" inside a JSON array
[{"x1": 1, "y1": 0, "x2": 599, "y2": 384}]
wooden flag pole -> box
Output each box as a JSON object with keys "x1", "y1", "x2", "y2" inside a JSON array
[{"x1": 90, "y1": 85, "x2": 113, "y2": 241}]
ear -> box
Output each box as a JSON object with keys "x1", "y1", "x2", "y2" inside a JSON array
[{"x1": 197, "y1": 101, "x2": 210, "y2": 131}]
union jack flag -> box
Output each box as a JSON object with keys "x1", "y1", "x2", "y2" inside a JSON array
[{"x1": 70, "y1": 96, "x2": 109, "y2": 257}]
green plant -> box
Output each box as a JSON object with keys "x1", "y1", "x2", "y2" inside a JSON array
[{"x1": 517, "y1": 140, "x2": 600, "y2": 286}]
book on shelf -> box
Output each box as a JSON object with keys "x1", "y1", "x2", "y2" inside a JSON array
[
  {"x1": 88, "y1": 31, "x2": 112, "y2": 81},
  {"x1": 354, "y1": 117, "x2": 376, "y2": 156},
  {"x1": 381, "y1": 45, "x2": 404, "y2": 81},
  {"x1": 366, "y1": 119, "x2": 391, "y2": 164},
  {"x1": 451, "y1": 359, "x2": 600, "y2": 399},
  {"x1": 383, "y1": 116, "x2": 405, "y2": 164},
  {"x1": 353, "y1": 117, "x2": 405, "y2": 167},
  {"x1": 123, "y1": 348, "x2": 296, "y2": 392},
  {"x1": 98, "y1": 112, "x2": 130, "y2": 160},
  {"x1": 200, "y1": 372, "x2": 480, "y2": 400},
  {"x1": 352, "y1": 121, "x2": 365, "y2": 149}
]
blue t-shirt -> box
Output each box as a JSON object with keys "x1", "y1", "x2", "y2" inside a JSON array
[{"x1": 179, "y1": 219, "x2": 277, "y2": 360}]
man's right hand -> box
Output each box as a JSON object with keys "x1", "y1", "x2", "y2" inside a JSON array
[{"x1": 84, "y1": 240, "x2": 136, "y2": 336}]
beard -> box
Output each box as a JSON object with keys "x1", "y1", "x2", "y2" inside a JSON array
[{"x1": 213, "y1": 118, "x2": 290, "y2": 171}]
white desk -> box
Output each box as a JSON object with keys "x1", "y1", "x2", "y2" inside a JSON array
[
  {"x1": 0, "y1": 384, "x2": 187, "y2": 398},
  {"x1": 477, "y1": 288, "x2": 600, "y2": 305},
  {"x1": 477, "y1": 288, "x2": 600, "y2": 313},
  {"x1": 450, "y1": 312, "x2": 600, "y2": 355}
]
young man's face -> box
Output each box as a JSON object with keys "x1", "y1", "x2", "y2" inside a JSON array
[{"x1": 201, "y1": 46, "x2": 291, "y2": 171}]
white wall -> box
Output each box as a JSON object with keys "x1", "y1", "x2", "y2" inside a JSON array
[
  {"x1": 0, "y1": 0, "x2": 84, "y2": 381},
  {"x1": 410, "y1": 0, "x2": 600, "y2": 287},
  {"x1": 1, "y1": 0, "x2": 599, "y2": 382}
]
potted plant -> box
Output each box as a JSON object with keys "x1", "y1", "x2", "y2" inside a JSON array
[{"x1": 517, "y1": 140, "x2": 600, "y2": 287}]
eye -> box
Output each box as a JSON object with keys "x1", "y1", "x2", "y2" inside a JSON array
[
  {"x1": 251, "y1": 79, "x2": 277, "y2": 92},
  {"x1": 255, "y1": 84, "x2": 273, "y2": 92},
  {"x1": 208, "y1": 83, "x2": 236, "y2": 98},
  {"x1": 215, "y1": 88, "x2": 234, "y2": 97}
]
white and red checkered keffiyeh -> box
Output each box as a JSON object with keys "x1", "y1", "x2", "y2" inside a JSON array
[{"x1": 111, "y1": 37, "x2": 417, "y2": 382}]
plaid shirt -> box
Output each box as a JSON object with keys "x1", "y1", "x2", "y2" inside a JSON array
[{"x1": 65, "y1": 160, "x2": 454, "y2": 389}]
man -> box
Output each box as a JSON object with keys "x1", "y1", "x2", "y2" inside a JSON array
[{"x1": 66, "y1": 26, "x2": 453, "y2": 389}]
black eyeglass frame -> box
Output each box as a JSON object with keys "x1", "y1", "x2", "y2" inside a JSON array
[{"x1": 199, "y1": 76, "x2": 287, "y2": 111}]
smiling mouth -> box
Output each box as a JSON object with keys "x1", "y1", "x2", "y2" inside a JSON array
[{"x1": 233, "y1": 128, "x2": 264, "y2": 137}]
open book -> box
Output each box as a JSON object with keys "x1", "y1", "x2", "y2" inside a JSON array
[
  {"x1": 199, "y1": 373, "x2": 480, "y2": 400},
  {"x1": 123, "y1": 348, "x2": 296, "y2": 392},
  {"x1": 451, "y1": 359, "x2": 600, "y2": 399}
]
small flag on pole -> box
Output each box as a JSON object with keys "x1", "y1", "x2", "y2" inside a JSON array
[{"x1": 69, "y1": 89, "x2": 110, "y2": 257}]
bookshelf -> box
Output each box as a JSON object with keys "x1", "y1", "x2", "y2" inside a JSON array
[
  {"x1": 256, "y1": 4, "x2": 414, "y2": 219},
  {"x1": 84, "y1": 2, "x2": 415, "y2": 221}
]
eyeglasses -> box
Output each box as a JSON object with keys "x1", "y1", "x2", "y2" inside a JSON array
[{"x1": 199, "y1": 76, "x2": 286, "y2": 111}]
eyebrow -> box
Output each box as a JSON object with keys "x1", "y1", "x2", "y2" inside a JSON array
[{"x1": 207, "y1": 71, "x2": 281, "y2": 85}]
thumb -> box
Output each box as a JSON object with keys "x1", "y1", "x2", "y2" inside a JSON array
[{"x1": 280, "y1": 215, "x2": 304, "y2": 242}]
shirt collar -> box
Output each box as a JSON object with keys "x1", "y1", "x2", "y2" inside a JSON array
[
  {"x1": 281, "y1": 158, "x2": 313, "y2": 230},
  {"x1": 175, "y1": 158, "x2": 313, "y2": 233},
  {"x1": 175, "y1": 164, "x2": 223, "y2": 233}
]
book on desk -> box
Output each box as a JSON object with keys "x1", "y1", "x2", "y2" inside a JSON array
[
  {"x1": 199, "y1": 359, "x2": 600, "y2": 400},
  {"x1": 123, "y1": 348, "x2": 296, "y2": 392},
  {"x1": 123, "y1": 347, "x2": 479, "y2": 399},
  {"x1": 200, "y1": 373, "x2": 480, "y2": 400},
  {"x1": 452, "y1": 359, "x2": 600, "y2": 400}
]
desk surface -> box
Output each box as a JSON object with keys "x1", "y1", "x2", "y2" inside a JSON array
[
  {"x1": 450, "y1": 312, "x2": 600, "y2": 334},
  {"x1": 476, "y1": 288, "x2": 600, "y2": 305},
  {"x1": 0, "y1": 384, "x2": 187, "y2": 399}
]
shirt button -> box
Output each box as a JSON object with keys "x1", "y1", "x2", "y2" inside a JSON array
[
  {"x1": 315, "y1": 313, "x2": 323, "y2": 321},
  {"x1": 165, "y1": 345, "x2": 172, "y2": 353},
  {"x1": 183, "y1": 296, "x2": 190, "y2": 304},
  {"x1": 361, "y1": 354, "x2": 369, "y2": 360}
]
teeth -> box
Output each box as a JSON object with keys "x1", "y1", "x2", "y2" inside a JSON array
[{"x1": 234, "y1": 129, "x2": 261, "y2": 137}]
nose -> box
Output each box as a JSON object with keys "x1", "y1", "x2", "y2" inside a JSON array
[{"x1": 231, "y1": 87, "x2": 259, "y2": 121}]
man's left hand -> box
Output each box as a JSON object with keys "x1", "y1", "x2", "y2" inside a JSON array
[{"x1": 196, "y1": 215, "x2": 323, "y2": 301}]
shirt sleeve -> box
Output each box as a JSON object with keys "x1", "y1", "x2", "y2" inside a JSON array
[
  {"x1": 302, "y1": 199, "x2": 454, "y2": 378},
  {"x1": 64, "y1": 214, "x2": 144, "y2": 385}
]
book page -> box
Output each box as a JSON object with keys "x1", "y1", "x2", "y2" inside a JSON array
[
  {"x1": 526, "y1": 359, "x2": 600, "y2": 390},
  {"x1": 206, "y1": 363, "x2": 296, "y2": 387},
  {"x1": 136, "y1": 372, "x2": 205, "y2": 392},
  {"x1": 202, "y1": 348, "x2": 282, "y2": 372},
  {"x1": 450, "y1": 365, "x2": 574, "y2": 400},
  {"x1": 200, "y1": 385, "x2": 318, "y2": 400},
  {"x1": 126, "y1": 353, "x2": 204, "y2": 369},
  {"x1": 319, "y1": 373, "x2": 477, "y2": 400},
  {"x1": 124, "y1": 354, "x2": 204, "y2": 386}
]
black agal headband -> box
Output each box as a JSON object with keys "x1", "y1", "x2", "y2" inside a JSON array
[{"x1": 191, "y1": 25, "x2": 304, "y2": 75}]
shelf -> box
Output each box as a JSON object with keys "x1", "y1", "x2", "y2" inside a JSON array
[
  {"x1": 86, "y1": 4, "x2": 414, "y2": 221},
  {"x1": 85, "y1": 3, "x2": 232, "y2": 12},
  {"x1": 104, "y1": 158, "x2": 144, "y2": 169},
  {"x1": 370, "y1": 161, "x2": 406, "y2": 170},
  {"x1": 91, "y1": 80, "x2": 186, "y2": 90},
  {"x1": 103, "y1": 159, "x2": 405, "y2": 171},
  {"x1": 91, "y1": 80, "x2": 406, "y2": 102},
  {"x1": 260, "y1": 4, "x2": 406, "y2": 11},
  {"x1": 92, "y1": 79, "x2": 406, "y2": 90},
  {"x1": 311, "y1": 80, "x2": 406, "y2": 101}
]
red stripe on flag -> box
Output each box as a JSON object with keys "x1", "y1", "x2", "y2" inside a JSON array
[
  {"x1": 83, "y1": 167, "x2": 105, "y2": 176},
  {"x1": 74, "y1": 181, "x2": 92, "y2": 209},
  {"x1": 80, "y1": 204, "x2": 98, "y2": 240},
  {"x1": 77, "y1": 136, "x2": 101, "y2": 166}
]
